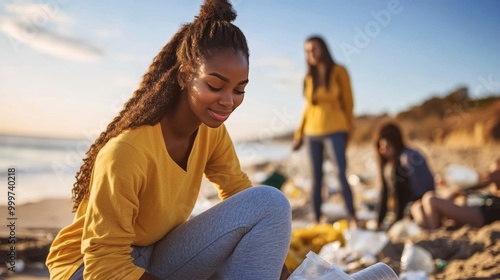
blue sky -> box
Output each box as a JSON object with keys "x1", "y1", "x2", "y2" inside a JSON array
[{"x1": 1, "y1": 0, "x2": 499, "y2": 141}]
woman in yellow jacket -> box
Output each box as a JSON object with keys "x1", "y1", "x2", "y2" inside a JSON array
[
  {"x1": 46, "y1": 1, "x2": 291, "y2": 279},
  {"x1": 292, "y1": 36, "x2": 357, "y2": 226}
]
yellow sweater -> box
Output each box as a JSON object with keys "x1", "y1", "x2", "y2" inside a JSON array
[
  {"x1": 46, "y1": 123, "x2": 251, "y2": 280},
  {"x1": 294, "y1": 65, "x2": 354, "y2": 140}
]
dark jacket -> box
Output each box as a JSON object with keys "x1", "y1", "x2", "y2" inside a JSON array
[{"x1": 377, "y1": 148, "x2": 435, "y2": 226}]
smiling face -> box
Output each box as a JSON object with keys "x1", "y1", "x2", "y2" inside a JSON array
[{"x1": 180, "y1": 49, "x2": 249, "y2": 128}]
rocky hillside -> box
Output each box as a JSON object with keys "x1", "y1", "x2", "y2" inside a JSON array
[{"x1": 351, "y1": 87, "x2": 500, "y2": 146}]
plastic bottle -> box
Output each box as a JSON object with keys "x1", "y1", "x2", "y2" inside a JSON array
[{"x1": 400, "y1": 242, "x2": 434, "y2": 276}]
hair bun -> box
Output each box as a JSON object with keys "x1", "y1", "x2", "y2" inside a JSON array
[{"x1": 197, "y1": 0, "x2": 237, "y2": 22}]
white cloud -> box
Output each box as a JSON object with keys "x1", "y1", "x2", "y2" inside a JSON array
[
  {"x1": 0, "y1": 2, "x2": 103, "y2": 63},
  {"x1": 4, "y1": 2, "x2": 75, "y2": 26}
]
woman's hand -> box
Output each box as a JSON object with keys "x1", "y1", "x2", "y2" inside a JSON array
[{"x1": 292, "y1": 138, "x2": 303, "y2": 151}]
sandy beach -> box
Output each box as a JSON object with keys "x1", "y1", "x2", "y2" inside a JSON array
[
  {"x1": 0, "y1": 198, "x2": 74, "y2": 279},
  {"x1": 282, "y1": 140, "x2": 500, "y2": 279},
  {"x1": 1, "y1": 139, "x2": 499, "y2": 279}
]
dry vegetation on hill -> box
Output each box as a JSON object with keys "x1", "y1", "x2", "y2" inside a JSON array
[{"x1": 350, "y1": 87, "x2": 500, "y2": 146}]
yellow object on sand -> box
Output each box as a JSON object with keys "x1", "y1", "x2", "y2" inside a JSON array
[
  {"x1": 333, "y1": 219, "x2": 349, "y2": 232},
  {"x1": 286, "y1": 222, "x2": 348, "y2": 272}
]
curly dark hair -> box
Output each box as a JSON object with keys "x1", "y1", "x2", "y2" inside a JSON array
[{"x1": 71, "y1": 0, "x2": 249, "y2": 211}]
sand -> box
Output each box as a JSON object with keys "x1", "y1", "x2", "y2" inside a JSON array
[
  {"x1": 1, "y1": 142, "x2": 499, "y2": 280},
  {"x1": 0, "y1": 199, "x2": 73, "y2": 279}
]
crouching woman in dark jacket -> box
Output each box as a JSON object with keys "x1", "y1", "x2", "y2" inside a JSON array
[{"x1": 374, "y1": 121, "x2": 435, "y2": 229}]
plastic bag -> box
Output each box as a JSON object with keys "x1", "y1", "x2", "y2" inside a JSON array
[
  {"x1": 288, "y1": 251, "x2": 399, "y2": 280},
  {"x1": 445, "y1": 164, "x2": 479, "y2": 190},
  {"x1": 288, "y1": 251, "x2": 352, "y2": 280},
  {"x1": 318, "y1": 241, "x2": 351, "y2": 271},
  {"x1": 387, "y1": 219, "x2": 422, "y2": 242},
  {"x1": 343, "y1": 228, "x2": 389, "y2": 257}
]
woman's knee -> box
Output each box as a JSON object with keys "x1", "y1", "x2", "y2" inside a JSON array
[
  {"x1": 410, "y1": 199, "x2": 422, "y2": 212},
  {"x1": 244, "y1": 186, "x2": 291, "y2": 218},
  {"x1": 252, "y1": 185, "x2": 290, "y2": 207},
  {"x1": 421, "y1": 191, "x2": 436, "y2": 205}
]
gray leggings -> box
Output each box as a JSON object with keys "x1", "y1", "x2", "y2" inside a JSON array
[{"x1": 70, "y1": 186, "x2": 291, "y2": 280}]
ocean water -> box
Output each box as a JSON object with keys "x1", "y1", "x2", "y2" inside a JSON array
[
  {"x1": 0, "y1": 134, "x2": 87, "y2": 206},
  {"x1": 0, "y1": 134, "x2": 293, "y2": 206}
]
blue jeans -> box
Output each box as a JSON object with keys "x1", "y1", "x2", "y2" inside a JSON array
[
  {"x1": 307, "y1": 132, "x2": 356, "y2": 221},
  {"x1": 69, "y1": 186, "x2": 291, "y2": 280}
]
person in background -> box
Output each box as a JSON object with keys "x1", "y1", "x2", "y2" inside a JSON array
[
  {"x1": 374, "y1": 121, "x2": 435, "y2": 230},
  {"x1": 292, "y1": 35, "x2": 357, "y2": 227},
  {"x1": 45, "y1": 1, "x2": 292, "y2": 279},
  {"x1": 411, "y1": 159, "x2": 500, "y2": 230}
]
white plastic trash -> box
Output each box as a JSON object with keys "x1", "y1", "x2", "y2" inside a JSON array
[
  {"x1": 400, "y1": 242, "x2": 434, "y2": 276},
  {"x1": 322, "y1": 202, "x2": 348, "y2": 220},
  {"x1": 399, "y1": 271, "x2": 430, "y2": 280},
  {"x1": 351, "y1": 262, "x2": 399, "y2": 280},
  {"x1": 445, "y1": 164, "x2": 479, "y2": 190},
  {"x1": 343, "y1": 228, "x2": 389, "y2": 257},
  {"x1": 318, "y1": 241, "x2": 351, "y2": 270},
  {"x1": 387, "y1": 219, "x2": 422, "y2": 242},
  {"x1": 287, "y1": 251, "x2": 351, "y2": 280}
]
